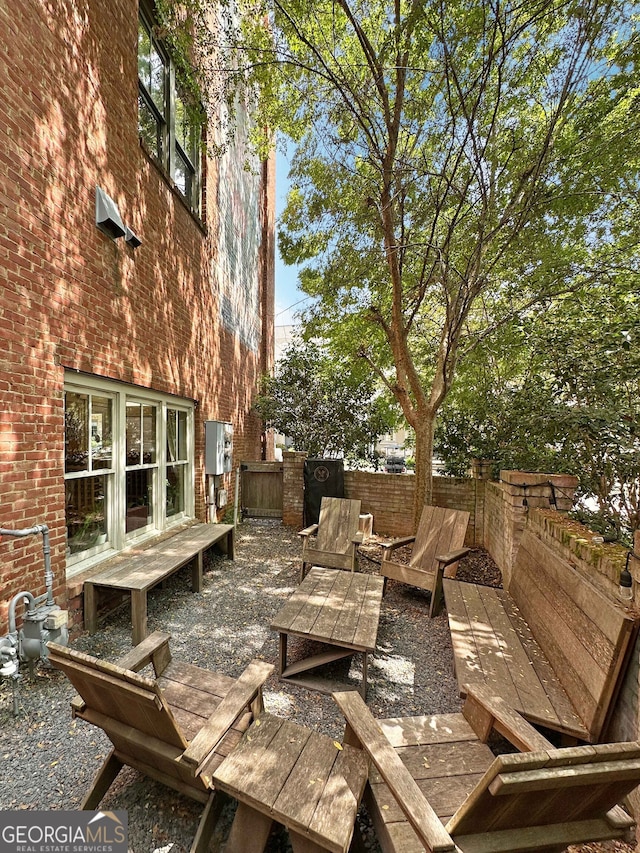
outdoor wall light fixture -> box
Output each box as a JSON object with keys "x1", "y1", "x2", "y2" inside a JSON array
[
  {"x1": 95, "y1": 186, "x2": 126, "y2": 239},
  {"x1": 124, "y1": 226, "x2": 142, "y2": 249},
  {"x1": 619, "y1": 550, "x2": 637, "y2": 601}
]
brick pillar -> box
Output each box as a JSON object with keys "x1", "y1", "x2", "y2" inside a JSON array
[
  {"x1": 500, "y1": 470, "x2": 578, "y2": 512},
  {"x1": 282, "y1": 451, "x2": 307, "y2": 528},
  {"x1": 492, "y1": 471, "x2": 579, "y2": 588}
]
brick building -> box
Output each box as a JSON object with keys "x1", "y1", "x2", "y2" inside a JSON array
[{"x1": 0, "y1": 0, "x2": 275, "y2": 633}]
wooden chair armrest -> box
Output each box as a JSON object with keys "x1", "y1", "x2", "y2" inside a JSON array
[
  {"x1": 435, "y1": 547, "x2": 470, "y2": 567},
  {"x1": 182, "y1": 660, "x2": 274, "y2": 775},
  {"x1": 333, "y1": 691, "x2": 456, "y2": 853},
  {"x1": 382, "y1": 535, "x2": 416, "y2": 557},
  {"x1": 116, "y1": 631, "x2": 172, "y2": 676},
  {"x1": 299, "y1": 524, "x2": 319, "y2": 539},
  {"x1": 463, "y1": 683, "x2": 555, "y2": 752}
]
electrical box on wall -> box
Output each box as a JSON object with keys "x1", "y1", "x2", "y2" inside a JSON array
[{"x1": 205, "y1": 421, "x2": 233, "y2": 475}]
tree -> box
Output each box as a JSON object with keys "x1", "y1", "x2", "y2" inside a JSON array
[
  {"x1": 254, "y1": 336, "x2": 397, "y2": 461},
  {"x1": 155, "y1": 0, "x2": 639, "y2": 524},
  {"x1": 435, "y1": 283, "x2": 640, "y2": 540},
  {"x1": 237, "y1": 0, "x2": 640, "y2": 524}
]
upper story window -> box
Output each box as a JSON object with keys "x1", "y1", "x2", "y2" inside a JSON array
[{"x1": 138, "y1": 7, "x2": 203, "y2": 214}]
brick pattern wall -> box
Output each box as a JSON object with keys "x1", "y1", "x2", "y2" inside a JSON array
[
  {"x1": 483, "y1": 472, "x2": 578, "y2": 588},
  {"x1": 0, "y1": 0, "x2": 273, "y2": 633},
  {"x1": 280, "y1": 456, "x2": 481, "y2": 542},
  {"x1": 282, "y1": 452, "x2": 306, "y2": 528}
]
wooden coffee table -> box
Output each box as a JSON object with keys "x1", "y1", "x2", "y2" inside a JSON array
[
  {"x1": 212, "y1": 712, "x2": 369, "y2": 853},
  {"x1": 271, "y1": 567, "x2": 384, "y2": 698}
]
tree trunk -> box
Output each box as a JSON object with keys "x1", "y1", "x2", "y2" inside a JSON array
[{"x1": 412, "y1": 414, "x2": 436, "y2": 528}]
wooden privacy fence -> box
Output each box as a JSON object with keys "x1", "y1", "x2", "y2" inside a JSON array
[{"x1": 240, "y1": 461, "x2": 283, "y2": 518}]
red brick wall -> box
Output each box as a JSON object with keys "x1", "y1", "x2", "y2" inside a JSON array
[
  {"x1": 344, "y1": 471, "x2": 479, "y2": 543},
  {"x1": 0, "y1": 0, "x2": 273, "y2": 631}
]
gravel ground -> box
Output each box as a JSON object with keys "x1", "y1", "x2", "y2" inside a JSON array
[{"x1": 0, "y1": 519, "x2": 634, "y2": 853}]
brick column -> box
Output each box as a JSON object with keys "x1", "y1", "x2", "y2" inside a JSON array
[
  {"x1": 282, "y1": 451, "x2": 307, "y2": 528},
  {"x1": 487, "y1": 471, "x2": 578, "y2": 588}
]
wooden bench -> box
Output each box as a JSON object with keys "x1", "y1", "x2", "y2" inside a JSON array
[
  {"x1": 84, "y1": 523, "x2": 234, "y2": 645},
  {"x1": 443, "y1": 528, "x2": 638, "y2": 743}
]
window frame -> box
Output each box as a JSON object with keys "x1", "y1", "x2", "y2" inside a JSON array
[
  {"x1": 64, "y1": 373, "x2": 195, "y2": 577},
  {"x1": 137, "y1": 5, "x2": 203, "y2": 214}
]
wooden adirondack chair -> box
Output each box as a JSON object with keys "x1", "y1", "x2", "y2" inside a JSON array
[
  {"x1": 334, "y1": 686, "x2": 639, "y2": 853},
  {"x1": 47, "y1": 632, "x2": 273, "y2": 853},
  {"x1": 299, "y1": 496, "x2": 363, "y2": 581},
  {"x1": 380, "y1": 504, "x2": 470, "y2": 616}
]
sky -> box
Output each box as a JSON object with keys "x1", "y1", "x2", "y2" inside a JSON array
[{"x1": 274, "y1": 146, "x2": 306, "y2": 327}]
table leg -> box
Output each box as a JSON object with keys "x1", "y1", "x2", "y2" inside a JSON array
[
  {"x1": 361, "y1": 652, "x2": 368, "y2": 700},
  {"x1": 224, "y1": 802, "x2": 273, "y2": 853},
  {"x1": 279, "y1": 632, "x2": 288, "y2": 677},
  {"x1": 131, "y1": 590, "x2": 147, "y2": 646}
]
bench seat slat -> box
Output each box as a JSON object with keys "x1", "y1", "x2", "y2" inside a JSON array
[{"x1": 444, "y1": 529, "x2": 638, "y2": 743}]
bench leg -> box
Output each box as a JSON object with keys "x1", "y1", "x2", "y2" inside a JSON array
[
  {"x1": 227, "y1": 528, "x2": 235, "y2": 560},
  {"x1": 131, "y1": 590, "x2": 147, "y2": 646},
  {"x1": 192, "y1": 552, "x2": 203, "y2": 593},
  {"x1": 84, "y1": 583, "x2": 97, "y2": 635}
]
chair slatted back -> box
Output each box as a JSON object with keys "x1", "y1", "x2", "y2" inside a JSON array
[
  {"x1": 411, "y1": 506, "x2": 470, "y2": 576},
  {"x1": 447, "y1": 742, "x2": 640, "y2": 835},
  {"x1": 316, "y1": 497, "x2": 362, "y2": 555},
  {"x1": 48, "y1": 643, "x2": 187, "y2": 750}
]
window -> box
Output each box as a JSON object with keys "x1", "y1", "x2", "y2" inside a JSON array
[
  {"x1": 138, "y1": 7, "x2": 202, "y2": 213},
  {"x1": 64, "y1": 375, "x2": 194, "y2": 575}
]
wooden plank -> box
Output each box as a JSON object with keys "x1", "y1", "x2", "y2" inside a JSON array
[
  {"x1": 306, "y1": 744, "x2": 369, "y2": 853},
  {"x1": 301, "y1": 570, "x2": 353, "y2": 638},
  {"x1": 352, "y1": 575, "x2": 384, "y2": 649},
  {"x1": 290, "y1": 570, "x2": 348, "y2": 635},
  {"x1": 392, "y1": 741, "x2": 494, "y2": 781},
  {"x1": 510, "y1": 532, "x2": 635, "y2": 739},
  {"x1": 316, "y1": 498, "x2": 361, "y2": 555},
  {"x1": 279, "y1": 671, "x2": 364, "y2": 696},
  {"x1": 331, "y1": 574, "x2": 366, "y2": 646},
  {"x1": 183, "y1": 660, "x2": 274, "y2": 773},
  {"x1": 498, "y1": 592, "x2": 589, "y2": 739},
  {"x1": 511, "y1": 550, "x2": 609, "y2": 700},
  {"x1": 451, "y1": 582, "x2": 522, "y2": 709},
  {"x1": 213, "y1": 715, "x2": 308, "y2": 811},
  {"x1": 451, "y1": 817, "x2": 635, "y2": 853},
  {"x1": 475, "y1": 585, "x2": 562, "y2": 724},
  {"x1": 377, "y1": 713, "x2": 480, "y2": 748},
  {"x1": 332, "y1": 691, "x2": 456, "y2": 853},
  {"x1": 272, "y1": 731, "x2": 340, "y2": 830},
  {"x1": 271, "y1": 570, "x2": 331, "y2": 633},
  {"x1": 445, "y1": 578, "x2": 590, "y2": 741},
  {"x1": 443, "y1": 578, "x2": 485, "y2": 685},
  {"x1": 282, "y1": 647, "x2": 354, "y2": 677}
]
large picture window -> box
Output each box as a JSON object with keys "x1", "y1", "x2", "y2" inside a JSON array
[
  {"x1": 64, "y1": 375, "x2": 194, "y2": 575},
  {"x1": 138, "y1": 7, "x2": 202, "y2": 213}
]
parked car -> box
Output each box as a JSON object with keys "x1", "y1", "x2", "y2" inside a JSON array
[{"x1": 384, "y1": 456, "x2": 406, "y2": 473}]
